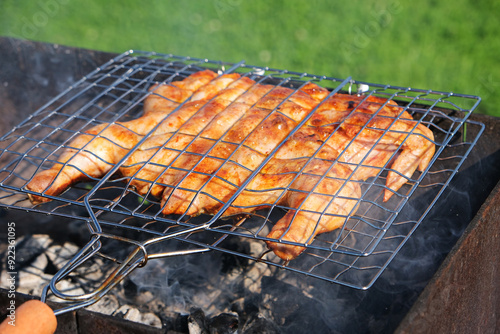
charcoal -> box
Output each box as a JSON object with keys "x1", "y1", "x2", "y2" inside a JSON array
[
  {"x1": 219, "y1": 238, "x2": 250, "y2": 273},
  {"x1": 241, "y1": 314, "x2": 281, "y2": 334},
  {"x1": 188, "y1": 307, "x2": 208, "y2": 334},
  {"x1": 115, "y1": 305, "x2": 140, "y2": 321},
  {"x1": 207, "y1": 312, "x2": 238, "y2": 334},
  {"x1": 12, "y1": 235, "x2": 51, "y2": 271},
  {"x1": 260, "y1": 275, "x2": 335, "y2": 332},
  {"x1": 230, "y1": 298, "x2": 245, "y2": 318},
  {"x1": 242, "y1": 263, "x2": 271, "y2": 294},
  {"x1": 16, "y1": 253, "x2": 47, "y2": 289},
  {"x1": 122, "y1": 276, "x2": 139, "y2": 299},
  {"x1": 138, "y1": 312, "x2": 163, "y2": 329},
  {"x1": 160, "y1": 311, "x2": 189, "y2": 333},
  {"x1": 0, "y1": 235, "x2": 51, "y2": 295},
  {"x1": 43, "y1": 254, "x2": 60, "y2": 275},
  {"x1": 230, "y1": 293, "x2": 263, "y2": 326}
]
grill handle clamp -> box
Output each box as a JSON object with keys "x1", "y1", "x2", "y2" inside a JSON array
[{"x1": 41, "y1": 225, "x2": 210, "y2": 316}]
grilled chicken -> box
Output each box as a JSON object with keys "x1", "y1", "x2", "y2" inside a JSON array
[{"x1": 26, "y1": 70, "x2": 435, "y2": 261}]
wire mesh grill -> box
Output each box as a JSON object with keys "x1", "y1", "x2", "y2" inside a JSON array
[{"x1": 0, "y1": 50, "x2": 483, "y2": 290}]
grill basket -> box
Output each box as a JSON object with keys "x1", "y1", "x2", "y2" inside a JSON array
[{"x1": 0, "y1": 51, "x2": 483, "y2": 312}]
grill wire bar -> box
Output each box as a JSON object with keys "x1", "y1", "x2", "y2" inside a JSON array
[{"x1": 0, "y1": 50, "x2": 483, "y2": 310}]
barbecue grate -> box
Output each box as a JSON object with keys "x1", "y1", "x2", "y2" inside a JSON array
[{"x1": 0, "y1": 51, "x2": 483, "y2": 312}]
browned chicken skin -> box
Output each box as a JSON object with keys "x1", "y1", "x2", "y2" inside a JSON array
[
  {"x1": 26, "y1": 70, "x2": 218, "y2": 203},
  {"x1": 26, "y1": 70, "x2": 435, "y2": 261}
]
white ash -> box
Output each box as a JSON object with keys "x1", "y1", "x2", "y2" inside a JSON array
[
  {"x1": 45, "y1": 241, "x2": 80, "y2": 268},
  {"x1": 114, "y1": 304, "x2": 162, "y2": 328},
  {"x1": 87, "y1": 294, "x2": 119, "y2": 315}
]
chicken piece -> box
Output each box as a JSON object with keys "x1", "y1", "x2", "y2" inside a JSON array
[
  {"x1": 265, "y1": 160, "x2": 361, "y2": 261},
  {"x1": 143, "y1": 70, "x2": 217, "y2": 116},
  {"x1": 125, "y1": 79, "x2": 324, "y2": 202},
  {"x1": 224, "y1": 128, "x2": 351, "y2": 217},
  {"x1": 160, "y1": 84, "x2": 327, "y2": 215},
  {"x1": 299, "y1": 82, "x2": 331, "y2": 101},
  {"x1": 120, "y1": 74, "x2": 257, "y2": 196},
  {"x1": 264, "y1": 94, "x2": 435, "y2": 260},
  {"x1": 318, "y1": 94, "x2": 435, "y2": 201},
  {"x1": 26, "y1": 123, "x2": 142, "y2": 204},
  {"x1": 160, "y1": 124, "x2": 361, "y2": 261},
  {"x1": 190, "y1": 73, "x2": 242, "y2": 101},
  {"x1": 150, "y1": 73, "x2": 247, "y2": 136},
  {"x1": 160, "y1": 145, "x2": 261, "y2": 216},
  {"x1": 121, "y1": 98, "x2": 234, "y2": 197},
  {"x1": 26, "y1": 70, "x2": 219, "y2": 203}
]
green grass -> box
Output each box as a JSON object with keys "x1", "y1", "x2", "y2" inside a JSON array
[{"x1": 1, "y1": 0, "x2": 499, "y2": 116}]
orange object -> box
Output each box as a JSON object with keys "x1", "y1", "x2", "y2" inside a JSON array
[{"x1": 0, "y1": 300, "x2": 57, "y2": 334}]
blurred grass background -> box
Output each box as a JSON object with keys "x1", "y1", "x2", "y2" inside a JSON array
[{"x1": 0, "y1": 0, "x2": 498, "y2": 116}]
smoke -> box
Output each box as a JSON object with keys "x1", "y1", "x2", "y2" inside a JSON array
[
  {"x1": 127, "y1": 248, "x2": 249, "y2": 316},
  {"x1": 120, "y1": 159, "x2": 478, "y2": 332}
]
